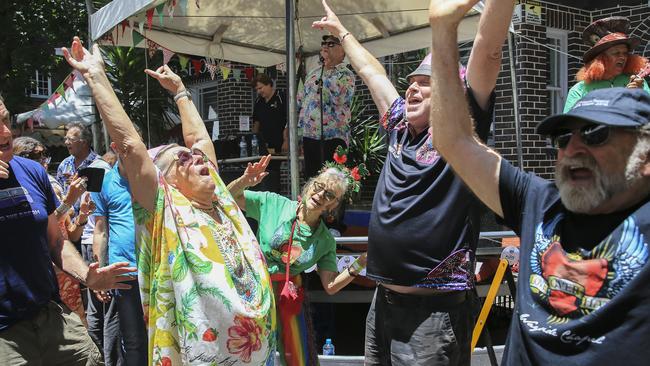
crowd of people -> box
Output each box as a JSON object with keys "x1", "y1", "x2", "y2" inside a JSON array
[{"x1": 2, "y1": 0, "x2": 650, "y2": 365}]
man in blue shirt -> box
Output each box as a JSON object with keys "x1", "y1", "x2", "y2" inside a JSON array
[
  {"x1": 93, "y1": 142, "x2": 147, "y2": 365},
  {"x1": 0, "y1": 97, "x2": 136, "y2": 364}
]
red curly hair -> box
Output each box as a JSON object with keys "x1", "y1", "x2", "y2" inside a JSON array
[{"x1": 577, "y1": 52, "x2": 648, "y2": 83}]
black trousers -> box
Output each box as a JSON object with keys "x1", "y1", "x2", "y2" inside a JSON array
[{"x1": 302, "y1": 137, "x2": 347, "y2": 179}]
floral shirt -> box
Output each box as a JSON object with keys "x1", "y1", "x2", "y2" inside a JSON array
[
  {"x1": 297, "y1": 63, "x2": 355, "y2": 144},
  {"x1": 133, "y1": 164, "x2": 276, "y2": 366},
  {"x1": 56, "y1": 151, "x2": 99, "y2": 194}
]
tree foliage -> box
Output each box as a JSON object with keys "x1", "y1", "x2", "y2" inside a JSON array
[{"x1": 0, "y1": 0, "x2": 89, "y2": 113}]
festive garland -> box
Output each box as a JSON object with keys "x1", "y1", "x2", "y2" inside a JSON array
[{"x1": 320, "y1": 145, "x2": 369, "y2": 198}]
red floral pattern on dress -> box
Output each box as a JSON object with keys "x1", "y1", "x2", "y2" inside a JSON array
[{"x1": 227, "y1": 315, "x2": 263, "y2": 363}]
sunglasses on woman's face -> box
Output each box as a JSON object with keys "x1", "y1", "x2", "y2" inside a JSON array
[
  {"x1": 312, "y1": 181, "x2": 338, "y2": 201},
  {"x1": 551, "y1": 124, "x2": 623, "y2": 149},
  {"x1": 165, "y1": 149, "x2": 207, "y2": 175}
]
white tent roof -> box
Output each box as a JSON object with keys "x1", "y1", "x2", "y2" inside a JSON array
[{"x1": 91, "y1": 0, "x2": 481, "y2": 67}]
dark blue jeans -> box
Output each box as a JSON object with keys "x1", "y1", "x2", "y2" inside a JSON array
[
  {"x1": 365, "y1": 286, "x2": 478, "y2": 366},
  {"x1": 112, "y1": 279, "x2": 147, "y2": 366}
]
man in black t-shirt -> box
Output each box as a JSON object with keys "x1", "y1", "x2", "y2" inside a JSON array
[
  {"x1": 429, "y1": 1, "x2": 650, "y2": 365},
  {"x1": 252, "y1": 73, "x2": 287, "y2": 192},
  {"x1": 313, "y1": 0, "x2": 515, "y2": 364}
]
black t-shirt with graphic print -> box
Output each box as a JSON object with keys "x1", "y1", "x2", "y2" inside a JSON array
[
  {"x1": 499, "y1": 158, "x2": 650, "y2": 366},
  {"x1": 366, "y1": 86, "x2": 494, "y2": 288}
]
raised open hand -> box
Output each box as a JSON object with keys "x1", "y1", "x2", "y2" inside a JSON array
[
  {"x1": 242, "y1": 154, "x2": 271, "y2": 187},
  {"x1": 144, "y1": 64, "x2": 185, "y2": 95},
  {"x1": 429, "y1": 0, "x2": 480, "y2": 28},
  {"x1": 62, "y1": 36, "x2": 105, "y2": 80},
  {"x1": 85, "y1": 262, "x2": 137, "y2": 291},
  {"x1": 312, "y1": 0, "x2": 346, "y2": 36}
]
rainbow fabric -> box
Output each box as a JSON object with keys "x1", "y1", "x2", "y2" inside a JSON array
[{"x1": 271, "y1": 274, "x2": 319, "y2": 366}]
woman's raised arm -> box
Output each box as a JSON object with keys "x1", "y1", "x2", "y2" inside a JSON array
[{"x1": 62, "y1": 37, "x2": 158, "y2": 211}]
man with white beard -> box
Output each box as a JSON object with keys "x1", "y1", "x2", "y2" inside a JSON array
[{"x1": 427, "y1": 1, "x2": 650, "y2": 364}]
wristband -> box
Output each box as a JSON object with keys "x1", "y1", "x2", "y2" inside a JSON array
[
  {"x1": 75, "y1": 218, "x2": 88, "y2": 226},
  {"x1": 350, "y1": 259, "x2": 365, "y2": 273},
  {"x1": 56, "y1": 202, "x2": 71, "y2": 216},
  {"x1": 346, "y1": 266, "x2": 358, "y2": 277},
  {"x1": 174, "y1": 90, "x2": 192, "y2": 102},
  {"x1": 340, "y1": 32, "x2": 351, "y2": 43}
]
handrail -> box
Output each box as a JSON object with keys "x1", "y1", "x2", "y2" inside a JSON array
[{"x1": 334, "y1": 231, "x2": 517, "y2": 245}]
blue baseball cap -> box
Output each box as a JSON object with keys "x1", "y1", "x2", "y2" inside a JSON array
[{"x1": 537, "y1": 87, "x2": 650, "y2": 135}]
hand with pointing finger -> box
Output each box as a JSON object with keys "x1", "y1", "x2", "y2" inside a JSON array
[{"x1": 145, "y1": 65, "x2": 186, "y2": 95}]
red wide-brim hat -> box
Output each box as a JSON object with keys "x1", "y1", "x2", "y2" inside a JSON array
[{"x1": 582, "y1": 16, "x2": 640, "y2": 63}]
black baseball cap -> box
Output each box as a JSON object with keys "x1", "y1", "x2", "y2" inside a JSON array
[
  {"x1": 537, "y1": 87, "x2": 650, "y2": 135},
  {"x1": 321, "y1": 35, "x2": 341, "y2": 44}
]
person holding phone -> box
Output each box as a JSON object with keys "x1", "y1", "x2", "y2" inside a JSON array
[
  {"x1": 0, "y1": 95, "x2": 137, "y2": 365},
  {"x1": 56, "y1": 122, "x2": 98, "y2": 213}
]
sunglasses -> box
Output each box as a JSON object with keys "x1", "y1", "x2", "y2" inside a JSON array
[
  {"x1": 312, "y1": 181, "x2": 338, "y2": 201},
  {"x1": 164, "y1": 148, "x2": 207, "y2": 175},
  {"x1": 20, "y1": 150, "x2": 50, "y2": 165},
  {"x1": 550, "y1": 124, "x2": 622, "y2": 149},
  {"x1": 320, "y1": 41, "x2": 340, "y2": 48}
]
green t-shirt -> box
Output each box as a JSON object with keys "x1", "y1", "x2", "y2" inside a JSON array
[
  {"x1": 564, "y1": 74, "x2": 650, "y2": 112},
  {"x1": 244, "y1": 190, "x2": 338, "y2": 275}
]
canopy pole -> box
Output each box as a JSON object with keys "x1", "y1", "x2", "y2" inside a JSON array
[
  {"x1": 286, "y1": 0, "x2": 299, "y2": 200},
  {"x1": 507, "y1": 31, "x2": 523, "y2": 169},
  {"x1": 85, "y1": 0, "x2": 104, "y2": 153}
]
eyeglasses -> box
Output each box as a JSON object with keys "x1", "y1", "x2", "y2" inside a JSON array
[
  {"x1": 64, "y1": 137, "x2": 82, "y2": 143},
  {"x1": 312, "y1": 181, "x2": 338, "y2": 201},
  {"x1": 550, "y1": 124, "x2": 622, "y2": 149},
  {"x1": 20, "y1": 150, "x2": 50, "y2": 165},
  {"x1": 320, "y1": 41, "x2": 340, "y2": 48}
]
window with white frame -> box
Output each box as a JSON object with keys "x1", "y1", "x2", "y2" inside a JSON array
[
  {"x1": 547, "y1": 28, "x2": 568, "y2": 116},
  {"x1": 29, "y1": 70, "x2": 52, "y2": 98}
]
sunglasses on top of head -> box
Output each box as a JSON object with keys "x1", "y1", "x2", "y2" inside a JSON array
[
  {"x1": 550, "y1": 124, "x2": 631, "y2": 149},
  {"x1": 321, "y1": 41, "x2": 340, "y2": 48}
]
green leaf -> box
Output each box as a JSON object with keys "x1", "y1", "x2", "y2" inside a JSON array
[
  {"x1": 172, "y1": 253, "x2": 189, "y2": 282},
  {"x1": 185, "y1": 251, "x2": 213, "y2": 274}
]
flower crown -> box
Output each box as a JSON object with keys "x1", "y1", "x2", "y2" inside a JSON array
[{"x1": 320, "y1": 145, "x2": 369, "y2": 198}]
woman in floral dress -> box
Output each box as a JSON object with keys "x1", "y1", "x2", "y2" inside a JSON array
[{"x1": 63, "y1": 37, "x2": 275, "y2": 366}]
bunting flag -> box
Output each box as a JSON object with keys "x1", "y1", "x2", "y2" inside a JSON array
[
  {"x1": 162, "y1": 47, "x2": 175, "y2": 64},
  {"x1": 103, "y1": 33, "x2": 115, "y2": 46},
  {"x1": 139, "y1": 21, "x2": 145, "y2": 35},
  {"x1": 233, "y1": 68, "x2": 242, "y2": 81},
  {"x1": 156, "y1": 3, "x2": 165, "y2": 26},
  {"x1": 168, "y1": 0, "x2": 176, "y2": 19},
  {"x1": 147, "y1": 39, "x2": 159, "y2": 58},
  {"x1": 179, "y1": 0, "x2": 187, "y2": 15},
  {"x1": 132, "y1": 29, "x2": 145, "y2": 47},
  {"x1": 276, "y1": 63, "x2": 286, "y2": 73},
  {"x1": 191, "y1": 59, "x2": 203, "y2": 75},
  {"x1": 55, "y1": 85, "x2": 67, "y2": 102},
  {"x1": 206, "y1": 63, "x2": 218, "y2": 80},
  {"x1": 195, "y1": 0, "x2": 200, "y2": 9},
  {"x1": 220, "y1": 65, "x2": 231, "y2": 80},
  {"x1": 121, "y1": 20, "x2": 129, "y2": 36},
  {"x1": 178, "y1": 55, "x2": 189, "y2": 70},
  {"x1": 146, "y1": 8, "x2": 154, "y2": 29},
  {"x1": 63, "y1": 73, "x2": 76, "y2": 93},
  {"x1": 244, "y1": 67, "x2": 254, "y2": 81},
  {"x1": 256, "y1": 67, "x2": 265, "y2": 75}
]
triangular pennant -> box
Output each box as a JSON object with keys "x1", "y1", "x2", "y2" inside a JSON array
[
  {"x1": 207, "y1": 63, "x2": 217, "y2": 80},
  {"x1": 220, "y1": 65, "x2": 231, "y2": 80},
  {"x1": 162, "y1": 48, "x2": 175, "y2": 64},
  {"x1": 179, "y1": 0, "x2": 187, "y2": 15},
  {"x1": 147, "y1": 39, "x2": 159, "y2": 58},
  {"x1": 156, "y1": 3, "x2": 165, "y2": 26},
  {"x1": 168, "y1": 0, "x2": 176, "y2": 19},
  {"x1": 41, "y1": 102, "x2": 49, "y2": 111},
  {"x1": 63, "y1": 74, "x2": 76, "y2": 93},
  {"x1": 178, "y1": 55, "x2": 189, "y2": 70},
  {"x1": 191, "y1": 59, "x2": 203, "y2": 75},
  {"x1": 139, "y1": 21, "x2": 145, "y2": 34},
  {"x1": 195, "y1": 0, "x2": 200, "y2": 9},
  {"x1": 132, "y1": 29, "x2": 145, "y2": 47},
  {"x1": 55, "y1": 84, "x2": 67, "y2": 102},
  {"x1": 146, "y1": 8, "x2": 154, "y2": 29},
  {"x1": 121, "y1": 20, "x2": 129, "y2": 36},
  {"x1": 243, "y1": 67, "x2": 254, "y2": 81},
  {"x1": 256, "y1": 67, "x2": 265, "y2": 74},
  {"x1": 233, "y1": 68, "x2": 242, "y2": 81}
]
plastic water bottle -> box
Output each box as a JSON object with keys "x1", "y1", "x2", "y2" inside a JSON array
[
  {"x1": 322, "y1": 338, "x2": 335, "y2": 356},
  {"x1": 239, "y1": 136, "x2": 248, "y2": 158},
  {"x1": 251, "y1": 135, "x2": 259, "y2": 156}
]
